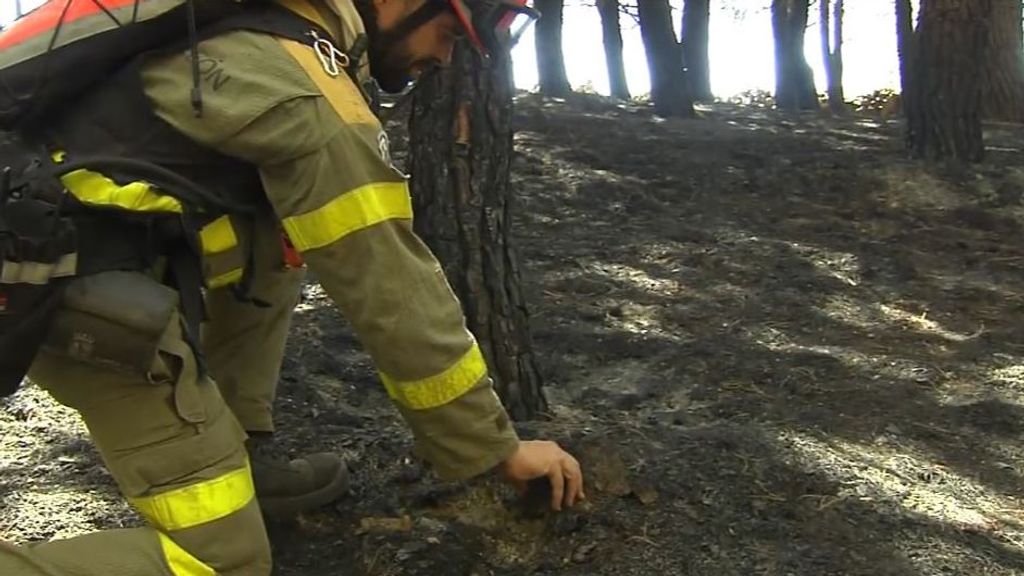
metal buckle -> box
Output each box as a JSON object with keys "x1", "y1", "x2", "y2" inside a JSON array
[{"x1": 310, "y1": 31, "x2": 350, "y2": 78}]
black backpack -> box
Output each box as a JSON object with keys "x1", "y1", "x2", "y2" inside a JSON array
[
  {"x1": 0, "y1": 129, "x2": 242, "y2": 396},
  {"x1": 0, "y1": 1, "x2": 356, "y2": 396},
  {"x1": 0, "y1": 131, "x2": 77, "y2": 395}
]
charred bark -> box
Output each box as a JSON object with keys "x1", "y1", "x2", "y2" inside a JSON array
[
  {"x1": 638, "y1": 0, "x2": 694, "y2": 117},
  {"x1": 771, "y1": 0, "x2": 818, "y2": 110},
  {"x1": 906, "y1": 0, "x2": 993, "y2": 162},
  {"x1": 682, "y1": 0, "x2": 713, "y2": 102},
  {"x1": 896, "y1": 0, "x2": 914, "y2": 103},
  {"x1": 597, "y1": 0, "x2": 631, "y2": 100},
  {"x1": 534, "y1": 0, "x2": 572, "y2": 97},
  {"x1": 980, "y1": 0, "x2": 1024, "y2": 122},
  {"x1": 408, "y1": 43, "x2": 547, "y2": 419}
]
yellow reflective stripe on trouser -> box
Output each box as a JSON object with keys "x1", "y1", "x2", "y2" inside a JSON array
[
  {"x1": 1, "y1": 254, "x2": 77, "y2": 284},
  {"x1": 281, "y1": 182, "x2": 413, "y2": 252},
  {"x1": 208, "y1": 268, "x2": 245, "y2": 289},
  {"x1": 380, "y1": 342, "x2": 487, "y2": 410},
  {"x1": 199, "y1": 215, "x2": 238, "y2": 254},
  {"x1": 158, "y1": 533, "x2": 215, "y2": 576},
  {"x1": 130, "y1": 462, "x2": 255, "y2": 532}
]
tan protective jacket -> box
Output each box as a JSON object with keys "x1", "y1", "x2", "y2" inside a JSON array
[{"x1": 140, "y1": 0, "x2": 519, "y2": 480}]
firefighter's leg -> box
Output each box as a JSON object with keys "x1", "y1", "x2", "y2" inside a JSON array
[
  {"x1": 1, "y1": 288, "x2": 271, "y2": 576},
  {"x1": 202, "y1": 217, "x2": 304, "y2": 434},
  {"x1": 203, "y1": 213, "x2": 348, "y2": 518}
]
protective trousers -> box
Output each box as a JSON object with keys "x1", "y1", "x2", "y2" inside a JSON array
[
  {"x1": 203, "y1": 214, "x2": 307, "y2": 434},
  {"x1": 0, "y1": 214, "x2": 305, "y2": 575}
]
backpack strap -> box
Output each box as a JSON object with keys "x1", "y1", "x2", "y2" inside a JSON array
[{"x1": 193, "y1": 2, "x2": 367, "y2": 83}]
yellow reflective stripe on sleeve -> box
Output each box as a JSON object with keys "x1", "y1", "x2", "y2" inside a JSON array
[
  {"x1": 130, "y1": 462, "x2": 255, "y2": 532},
  {"x1": 282, "y1": 182, "x2": 412, "y2": 252},
  {"x1": 1, "y1": 254, "x2": 78, "y2": 285},
  {"x1": 60, "y1": 169, "x2": 184, "y2": 213},
  {"x1": 158, "y1": 533, "x2": 215, "y2": 576},
  {"x1": 199, "y1": 215, "x2": 238, "y2": 255},
  {"x1": 380, "y1": 342, "x2": 488, "y2": 410}
]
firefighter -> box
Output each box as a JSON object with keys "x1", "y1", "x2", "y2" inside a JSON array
[{"x1": 0, "y1": 1, "x2": 585, "y2": 574}]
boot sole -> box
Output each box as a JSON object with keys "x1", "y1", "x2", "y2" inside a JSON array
[{"x1": 257, "y1": 462, "x2": 350, "y2": 519}]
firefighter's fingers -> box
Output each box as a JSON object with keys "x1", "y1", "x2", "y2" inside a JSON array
[
  {"x1": 563, "y1": 456, "x2": 584, "y2": 507},
  {"x1": 549, "y1": 464, "x2": 566, "y2": 512}
]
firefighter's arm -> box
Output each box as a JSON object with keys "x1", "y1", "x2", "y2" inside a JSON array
[
  {"x1": 231, "y1": 98, "x2": 519, "y2": 481},
  {"x1": 140, "y1": 32, "x2": 518, "y2": 480}
]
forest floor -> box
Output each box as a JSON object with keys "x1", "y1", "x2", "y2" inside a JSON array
[{"x1": 4, "y1": 93, "x2": 1024, "y2": 575}]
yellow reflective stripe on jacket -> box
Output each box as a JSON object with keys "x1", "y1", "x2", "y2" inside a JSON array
[
  {"x1": 1, "y1": 254, "x2": 77, "y2": 285},
  {"x1": 381, "y1": 342, "x2": 487, "y2": 410},
  {"x1": 52, "y1": 150, "x2": 183, "y2": 213},
  {"x1": 277, "y1": 34, "x2": 378, "y2": 126},
  {"x1": 130, "y1": 463, "x2": 255, "y2": 532},
  {"x1": 282, "y1": 182, "x2": 412, "y2": 252},
  {"x1": 158, "y1": 533, "x2": 215, "y2": 576},
  {"x1": 60, "y1": 169, "x2": 184, "y2": 213}
]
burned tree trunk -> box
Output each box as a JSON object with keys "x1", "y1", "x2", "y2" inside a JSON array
[
  {"x1": 638, "y1": 0, "x2": 694, "y2": 117},
  {"x1": 408, "y1": 43, "x2": 547, "y2": 419},
  {"x1": 820, "y1": 0, "x2": 845, "y2": 113},
  {"x1": 534, "y1": 0, "x2": 572, "y2": 97},
  {"x1": 682, "y1": 0, "x2": 713, "y2": 102},
  {"x1": 906, "y1": 0, "x2": 992, "y2": 162},
  {"x1": 896, "y1": 0, "x2": 914, "y2": 102},
  {"x1": 980, "y1": 0, "x2": 1024, "y2": 122},
  {"x1": 772, "y1": 0, "x2": 818, "y2": 110},
  {"x1": 597, "y1": 0, "x2": 630, "y2": 100}
]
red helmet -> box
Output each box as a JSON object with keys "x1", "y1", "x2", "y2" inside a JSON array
[{"x1": 446, "y1": 0, "x2": 540, "y2": 55}]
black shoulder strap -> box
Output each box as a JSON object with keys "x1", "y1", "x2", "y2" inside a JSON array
[
  {"x1": 189, "y1": 3, "x2": 367, "y2": 84},
  {"x1": 197, "y1": 2, "x2": 333, "y2": 47}
]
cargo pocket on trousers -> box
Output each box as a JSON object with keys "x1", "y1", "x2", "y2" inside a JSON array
[
  {"x1": 149, "y1": 315, "x2": 206, "y2": 424},
  {"x1": 41, "y1": 271, "x2": 179, "y2": 375},
  {"x1": 115, "y1": 316, "x2": 249, "y2": 497}
]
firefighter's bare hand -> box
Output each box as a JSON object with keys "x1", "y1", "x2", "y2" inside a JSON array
[{"x1": 500, "y1": 440, "x2": 586, "y2": 511}]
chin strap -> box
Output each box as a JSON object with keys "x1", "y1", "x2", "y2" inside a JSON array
[{"x1": 379, "y1": 65, "x2": 439, "y2": 125}]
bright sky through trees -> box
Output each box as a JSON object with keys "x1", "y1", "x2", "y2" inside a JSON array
[{"x1": 2, "y1": 0, "x2": 904, "y2": 99}]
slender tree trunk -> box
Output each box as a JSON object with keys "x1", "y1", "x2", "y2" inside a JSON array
[
  {"x1": 534, "y1": 0, "x2": 572, "y2": 97},
  {"x1": 772, "y1": 0, "x2": 818, "y2": 110},
  {"x1": 907, "y1": 0, "x2": 993, "y2": 162},
  {"x1": 980, "y1": 0, "x2": 1024, "y2": 122},
  {"x1": 408, "y1": 42, "x2": 547, "y2": 420},
  {"x1": 820, "y1": 0, "x2": 845, "y2": 112},
  {"x1": 596, "y1": 0, "x2": 630, "y2": 100},
  {"x1": 638, "y1": 0, "x2": 694, "y2": 117},
  {"x1": 896, "y1": 0, "x2": 914, "y2": 114},
  {"x1": 682, "y1": 0, "x2": 713, "y2": 102}
]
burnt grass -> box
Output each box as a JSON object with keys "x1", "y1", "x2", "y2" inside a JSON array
[{"x1": 4, "y1": 93, "x2": 1024, "y2": 575}]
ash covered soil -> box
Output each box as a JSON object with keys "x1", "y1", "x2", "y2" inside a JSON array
[{"x1": 4, "y1": 93, "x2": 1024, "y2": 575}]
